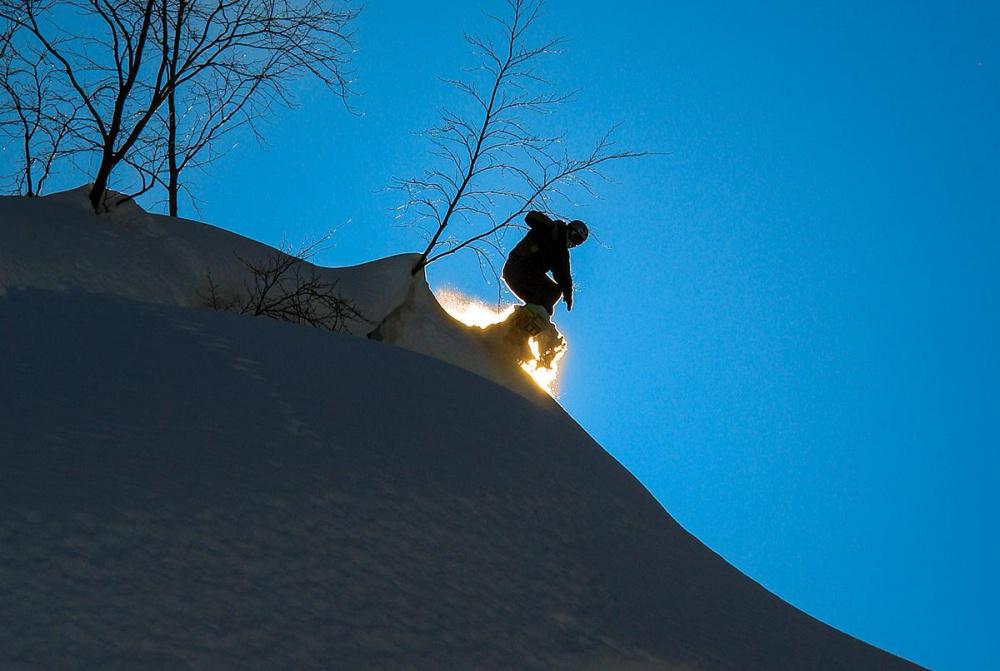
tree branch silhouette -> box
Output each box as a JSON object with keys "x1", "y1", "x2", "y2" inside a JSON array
[{"x1": 396, "y1": 0, "x2": 651, "y2": 277}]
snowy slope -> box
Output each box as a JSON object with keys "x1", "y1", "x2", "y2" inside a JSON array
[{"x1": 0, "y1": 191, "x2": 922, "y2": 670}]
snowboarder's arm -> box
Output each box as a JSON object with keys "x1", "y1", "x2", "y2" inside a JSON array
[{"x1": 552, "y1": 249, "x2": 573, "y2": 308}]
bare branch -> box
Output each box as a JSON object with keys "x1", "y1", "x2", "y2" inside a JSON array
[
  {"x1": 199, "y1": 235, "x2": 368, "y2": 332},
  {"x1": 0, "y1": 30, "x2": 90, "y2": 195},
  {"x1": 394, "y1": 0, "x2": 652, "y2": 277},
  {"x1": 0, "y1": 0, "x2": 360, "y2": 211}
]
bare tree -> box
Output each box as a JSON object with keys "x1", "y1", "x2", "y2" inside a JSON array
[
  {"x1": 200, "y1": 236, "x2": 366, "y2": 332},
  {"x1": 154, "y1": 0, "x2": 358, "y2": 216},
  {"x1": 396, "y1": 0, "x2": 650, "y2": 277},
  {"x1": 0, "y1": 0, "x2": 358, "y2": 212},
  {"x1": 158, "y1": 61, "x2": 271, "y2": 216},
  {"x1": 0, "y1": 27, "x2": 86, "y2": 196}
]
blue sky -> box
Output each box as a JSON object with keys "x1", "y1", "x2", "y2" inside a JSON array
[{"x1": 5, "y1": 1, "x2": 998, "y2": 668}]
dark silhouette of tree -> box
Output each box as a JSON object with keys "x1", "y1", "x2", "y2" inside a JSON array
[
  {"x1": 153, "y1": 0, "x2": 358, "y2": 216},
  {"x1": 396, "y1": 0, "x2": 650, "y2": 277},
  {"x1": 200, "y1": 234, "x2": 366, "y2": 331},
  {"x1": 0, "y1": 26, "x2": 86, "y2": 196},
  {"x1": 0, "y1": 0, "x2": 358, "y2": 212}
]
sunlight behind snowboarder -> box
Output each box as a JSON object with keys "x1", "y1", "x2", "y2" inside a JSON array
[{"x1": 493, "y1": 210, "x2": 587, "y2": 375}]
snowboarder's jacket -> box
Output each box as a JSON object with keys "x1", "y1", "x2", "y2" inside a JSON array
[{"x1": 506, "y1": 211, "x2": 573, "y2": 302}]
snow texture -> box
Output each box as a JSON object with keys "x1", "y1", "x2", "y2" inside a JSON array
[{"x1": 0, "y1": 190, "x2": 923, "y2": 670}]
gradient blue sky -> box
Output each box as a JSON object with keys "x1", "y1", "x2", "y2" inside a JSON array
[{"x1": 6, "y1": 1, "x2": 998, "y2": 668}]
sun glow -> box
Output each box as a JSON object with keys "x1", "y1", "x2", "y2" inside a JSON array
[
  {"x1": 435, "y1": 289, "x2": 565, "y2": 397},
  {"x1": 519, "y1": 339, "x2": 562, "y2": 396},
  {"x1": 436, "y1": 289, "x2": 514, "y2": 329}
]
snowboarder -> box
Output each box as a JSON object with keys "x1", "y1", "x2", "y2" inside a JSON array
[
  {"x1": 498, "y1": 211, "x2": 587, "y2": 369},
  {"x1": 502, "y1": 210, "x2": 588, "y2": 319}
]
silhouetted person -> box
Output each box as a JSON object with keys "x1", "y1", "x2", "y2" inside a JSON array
[{"x1": 502, "y1": 211, "x2": 589, "y2": 317}]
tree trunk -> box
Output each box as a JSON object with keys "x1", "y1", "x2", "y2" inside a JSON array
[
  {"x1": 22, "y1": 130, "x2": 34, "y2": 197},
  {"x1": 89, "y1": 152, "x2": 115, "y2": 212},
  {"x1": 167, "y1": 85, "x2": 178, "y2": 217}
]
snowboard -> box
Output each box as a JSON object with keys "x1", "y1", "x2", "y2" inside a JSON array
[
  {"x1": 502, "y1": 305, "x2": 565, "y2": 369},
  {"x1": 481, "y1": 304, "x2": 565, "y2": 371},
  {"x1": 509, "y1": 304, "x2": 551, "y2": 338}
]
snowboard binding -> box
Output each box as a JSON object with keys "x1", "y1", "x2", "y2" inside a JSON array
[
  {"x1": 504, "y1": 304, "x2": 565, "y2": 370},
  {"x1": 510, "y1": 304, "x2": 551, "y2": 337}
]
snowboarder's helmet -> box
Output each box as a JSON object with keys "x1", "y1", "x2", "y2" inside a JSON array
[{"x1": 567, "y1": 220, "x2": 589, "y2": 247}]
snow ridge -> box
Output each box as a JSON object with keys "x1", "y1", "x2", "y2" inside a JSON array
[{"x1": 0, "y1": 190, "x2": 923, "y2": 670}]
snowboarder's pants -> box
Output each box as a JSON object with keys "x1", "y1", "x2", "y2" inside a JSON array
[{"x1": 502, "y1": 258, "x2": 561, "y2": 315}]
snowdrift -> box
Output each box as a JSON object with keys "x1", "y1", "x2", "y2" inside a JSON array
[
  {"x1": 0, "y1": 191, "x2": 922, "y2": 669},
  {"x1": 0, "y1": 187, "x2": 541, "y2": 398}
]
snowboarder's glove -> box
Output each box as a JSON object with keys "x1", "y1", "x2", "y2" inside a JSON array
[{"x1": 565, "y1": 293, "x2": 573, "y2": 312}]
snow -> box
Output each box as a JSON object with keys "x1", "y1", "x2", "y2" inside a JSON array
[
  {"x1": 0, "y1": 190, "x2": 923, "y2": 669},
  {"x1": 0, "y1": 186, "x2": 540, "y2": 397}
]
